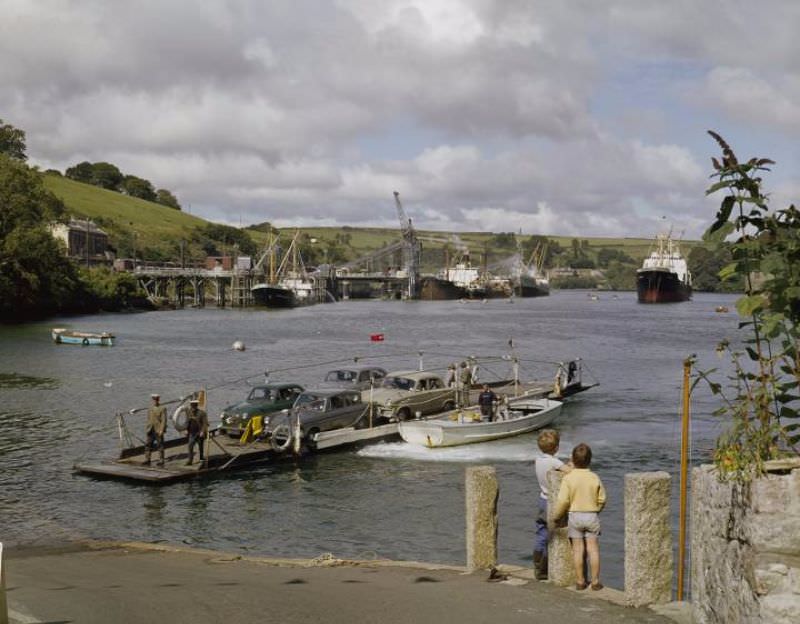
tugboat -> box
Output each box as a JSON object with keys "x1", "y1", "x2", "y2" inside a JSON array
[{"x1": 637, "y1": 231, "x2": 692, "y2": 303}]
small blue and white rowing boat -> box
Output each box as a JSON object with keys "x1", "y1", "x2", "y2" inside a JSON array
[{"x1": 52, "y1": 328, "x2": 114, "y2": 346}]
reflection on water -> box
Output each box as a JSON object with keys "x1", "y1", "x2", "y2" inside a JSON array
[
  {"x1": 0, "y1": 372, "x2": 58, "y2": 389},
  {"x1": 0, "y1": 291, "x2": 740, "y2": 588}
]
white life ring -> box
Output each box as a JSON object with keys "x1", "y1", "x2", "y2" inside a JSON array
[
  {"x1": 270, "y1": 417, "x2": 293, "y2": 452},
  {"x1": 172, "y1": 403, "x2": 190, "y2": 432}
]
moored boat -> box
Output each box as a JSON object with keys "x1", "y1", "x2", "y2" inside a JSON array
[
  {"x1": 637, "y1": 231, "x2": 692, "y2": 303},
  {"x1": 52, "y1": 328, "x2": 114, "y2": 346},
  {"x1": 251, "y1": 231, "x2": 319, "y2": 308},
  {"x1": 398, "y1": 397, "x2": 562, "y2": 448}
]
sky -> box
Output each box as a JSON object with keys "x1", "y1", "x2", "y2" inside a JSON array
[{"x1": 1, "y1": 0, "x2": 798, "y2": 239}]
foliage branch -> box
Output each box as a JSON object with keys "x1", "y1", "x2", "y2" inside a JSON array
[{"x1": 696, "y1": 131, "x2": 799, "y2": 482}]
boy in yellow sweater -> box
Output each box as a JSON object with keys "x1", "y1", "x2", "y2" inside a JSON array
[{"x1": 552, "y1": 443, "x2": 606, "y2": 590}]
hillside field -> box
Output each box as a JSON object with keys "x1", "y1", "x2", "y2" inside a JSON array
[{"x1": 42, "y1": 173, "x2": 700, "y2": 267}]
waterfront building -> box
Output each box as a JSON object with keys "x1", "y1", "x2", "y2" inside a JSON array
[{"x1": 50, "y1": 218, "x2": 111, "y2": 266}]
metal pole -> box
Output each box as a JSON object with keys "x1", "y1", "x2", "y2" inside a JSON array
[
  {"x1": 418, "y1": 351, "x2": 424, "y2": 371},
  {"x1": 369, "y1": 380, "x2": 374, "y2": 429},
  {"x1": 513, "y1": 357, "x2": 519, "y2": 397},
  {"x1": 677, "y1": 356, "x2": 692, "y2": 601},
  {"x1": 86, "y1": 220, "x2": 90, "y2": 268},
  {"x1": 0, "y1": 542, "x2": 8, "y2": 624}
]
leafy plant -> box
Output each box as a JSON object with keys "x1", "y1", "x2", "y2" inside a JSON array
[{"x1": 696, "y1": 131, "x2": 800, "y2": 482}]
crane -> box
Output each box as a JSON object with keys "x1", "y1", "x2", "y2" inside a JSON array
[{"x1": 393, "y1": 191, "x2": 421, "y2": 298}]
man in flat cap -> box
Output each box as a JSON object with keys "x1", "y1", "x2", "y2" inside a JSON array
[
  {"x1": 185, "y1": 398, "x2": 209, "y2": 466},
  {"x1": 144, "y1": 393, "x2": 167, "y2": 466}
]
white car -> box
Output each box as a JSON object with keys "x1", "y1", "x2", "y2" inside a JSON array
[{"x1": 366, "y1": 371, "x2": 456, "y2": 421}]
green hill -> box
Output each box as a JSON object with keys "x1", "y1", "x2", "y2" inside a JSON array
[
  {"x1": 42, "y1": 173, "x2": 212, "y2": 260},
  {"x1": 41, "y1": 172, "x2": 702, "y2": 275}
]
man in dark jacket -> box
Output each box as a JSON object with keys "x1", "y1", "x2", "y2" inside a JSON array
[
  {"x1": 186, "y1": 399, "x2": 209, "y2": 466},
  {"x1": 478, "y1": 384, "x2": 497, "y2": 421}
]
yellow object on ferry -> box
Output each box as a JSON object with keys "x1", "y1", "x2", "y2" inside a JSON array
[{"x1": 239, "y1": 415, "x2": 264, "y2": 444}]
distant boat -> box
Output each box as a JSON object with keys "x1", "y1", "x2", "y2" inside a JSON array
[
  {"x1": 398, "y1": 397, "x2": 562, "y2": 448},
  {"x1": 419, "y1": 252, "x2": 484, "y2": 300},
  {"x1": 637, "y1": 231, "x2": 692, "y2": 303},
  {"x1": 515, "y1": 242, "x2": 550, "y2": 297},
  {"x1": 251, "y1": 231, "x2": 318, "y2": 308},
  {"x1": 52, "y1": 328, "x2": 114, "y2": 346}
]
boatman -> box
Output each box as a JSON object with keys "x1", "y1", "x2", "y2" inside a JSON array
[
  {"x1": 478, "y1": 384, "x2": 497, "y2": 422},
  {"x1": 144, "y1": 393, "x2": 167, "y2": 466},
  {"x1": 186, "y1": 399, "x2": 209, "y2": 466}
]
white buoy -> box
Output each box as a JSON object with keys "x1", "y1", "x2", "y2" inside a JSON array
[{"x1": 232, "y1": 340, "x2": 246, "y2": 351}]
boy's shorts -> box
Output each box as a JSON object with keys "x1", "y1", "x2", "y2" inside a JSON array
[{"x1": 567, "y1": 511, "x2": 601, "y2": 538}]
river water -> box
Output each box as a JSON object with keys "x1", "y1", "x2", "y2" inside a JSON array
[{"x1": 0, "y1": 290, "x2": 740, "y2": 588}]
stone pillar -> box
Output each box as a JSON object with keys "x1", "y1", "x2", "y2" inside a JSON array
[
  {"x1": 625, "y1": 471, "x2": 673, "y2": 606},
  {"x1": 465, "y1": 466, "x2": 498, "y2": 571},
  {"x1": 547, "y1": 469, "x2": 575, "y2": 587},
  {"x1": 1, "y1": 542, "x2": 8, "y2": 624}
]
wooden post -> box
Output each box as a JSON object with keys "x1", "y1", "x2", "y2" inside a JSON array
[
  {"x1": 465, "y1": 466, "x2": 498, "y2": 571},
  {"x1": 677, "y1": 356, "x2": 693, "y2": 600}
]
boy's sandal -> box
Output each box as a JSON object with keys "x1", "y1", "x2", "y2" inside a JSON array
[
  {"x1": 591, "y1": 582, "x2": 604, "y2": 591},
  {"x1": 575, "y1": 582, "x2": 588, "y2": 590}
]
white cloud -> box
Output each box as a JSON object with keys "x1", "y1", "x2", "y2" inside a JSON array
[
  {"x1": 702, "y1": 67, "x2": 800, "y2": 135},
  {"x1": 1, "y1": 1, "x2": 796, "y2": 238}
]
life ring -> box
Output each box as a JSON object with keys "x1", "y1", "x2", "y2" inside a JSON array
[
  {"x1": 172, "y1": 402, "x2": 190, "y2": 432},
  {"x1": 270, "y1": 419, "x2": 293, "y2": 452},
  {"x1": 82, "y1": 338, "x2": 90, "y2": 346}
]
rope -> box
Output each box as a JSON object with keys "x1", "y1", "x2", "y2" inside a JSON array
[{"x1": 118, "y1": 348, "x2": 585, "y2": 416}]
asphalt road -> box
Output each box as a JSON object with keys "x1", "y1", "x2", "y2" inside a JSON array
[{"x1": 3, "y1": 543, "x2": 676, "y2": 624}]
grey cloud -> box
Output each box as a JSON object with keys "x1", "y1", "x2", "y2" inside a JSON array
[{"x1": 1, "y1": 0, "x2": 796, "y2": 238}]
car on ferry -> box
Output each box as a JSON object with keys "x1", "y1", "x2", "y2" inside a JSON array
[
  {"x1": 265, "y1": 388, "x2": 369, "y2": 449},
  {"x1": 321, "y1": 366, "x2": 387, "y2": 391},
  {"x1": 218, "y1": 382, "x2": 304, "y2": 437},
  {"x1": 368, "y1": 371, "x2": 456, "y2": 422}
]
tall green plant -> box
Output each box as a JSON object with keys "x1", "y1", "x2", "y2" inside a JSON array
[{"x1": 697, "y1": 131, "x2": 799, "y2": 481}]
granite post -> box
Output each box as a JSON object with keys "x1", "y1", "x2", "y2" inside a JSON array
[
  {"x1": 465, "y1": 465, "x2": 498, "y2": 571},
  {"x1": 547, "y1": 469, "x2": 575, "y2": 587},
  {"x1": 624, "y1": 471, "x2": 673, "y2": 606}
]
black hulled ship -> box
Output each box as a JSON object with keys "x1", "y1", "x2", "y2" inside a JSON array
[{"x1": 637, "y1": 232, "x2": 692, "y2": 303}]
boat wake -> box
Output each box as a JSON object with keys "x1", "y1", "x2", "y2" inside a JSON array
[{"x1": 358, "y1": 439, "x2": 543, "y2": 463}]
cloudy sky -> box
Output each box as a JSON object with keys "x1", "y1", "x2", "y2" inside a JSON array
[{"x1": 2, "y1": 1, "x2": 797, "y2": 238}]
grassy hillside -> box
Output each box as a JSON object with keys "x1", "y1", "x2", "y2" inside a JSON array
[
  {"x1": 42, "y1": 173, "x2": 701, "y2": 270},
  {"x1": 43, "y1": 173, "x2": 211, "y2": 259}
]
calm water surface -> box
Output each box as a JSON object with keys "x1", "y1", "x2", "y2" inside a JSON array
[{"x1": 0, "y1": 290, "x2": 740, "y2": 588}]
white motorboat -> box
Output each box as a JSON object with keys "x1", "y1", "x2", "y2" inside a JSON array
[{"x1": 398, "y1": 397, "x2": 562, "y2": 448}]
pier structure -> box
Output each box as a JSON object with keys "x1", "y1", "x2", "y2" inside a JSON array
[
  {"x1": 132, "y1": 263, "x2": 423, "y2": 306},
  {"x1": 133, "y1": 264, "x2": 256, "y2": 308}
]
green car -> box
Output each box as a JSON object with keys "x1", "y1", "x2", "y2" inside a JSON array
[{"x1": 218, "y1": 383, "x2": 304, "y2": 437}]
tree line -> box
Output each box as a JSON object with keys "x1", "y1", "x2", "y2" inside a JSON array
[
  {"x1": 0, "y1": 119, "x2": 149, "y2": 321},
  {"x1": 57, "y1": 161, "x2": 181, "y2": 210}
]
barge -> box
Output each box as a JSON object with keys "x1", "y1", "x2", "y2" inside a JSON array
[{"x1": 74, "y1": 359, "x2": 596, "y2": 484}]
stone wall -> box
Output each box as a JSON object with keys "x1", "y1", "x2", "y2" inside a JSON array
[{"x1": 691, "y1": 463, "x2": 800, "y2": 624}]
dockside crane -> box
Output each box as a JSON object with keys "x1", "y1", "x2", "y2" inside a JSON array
[{"x1": 394, "y1": 191, "x2": 421, "y2": 299}]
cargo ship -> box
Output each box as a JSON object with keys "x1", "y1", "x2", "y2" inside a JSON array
[{"x1": 637, "y1": 232, "x2": 692, "y2": 303}]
